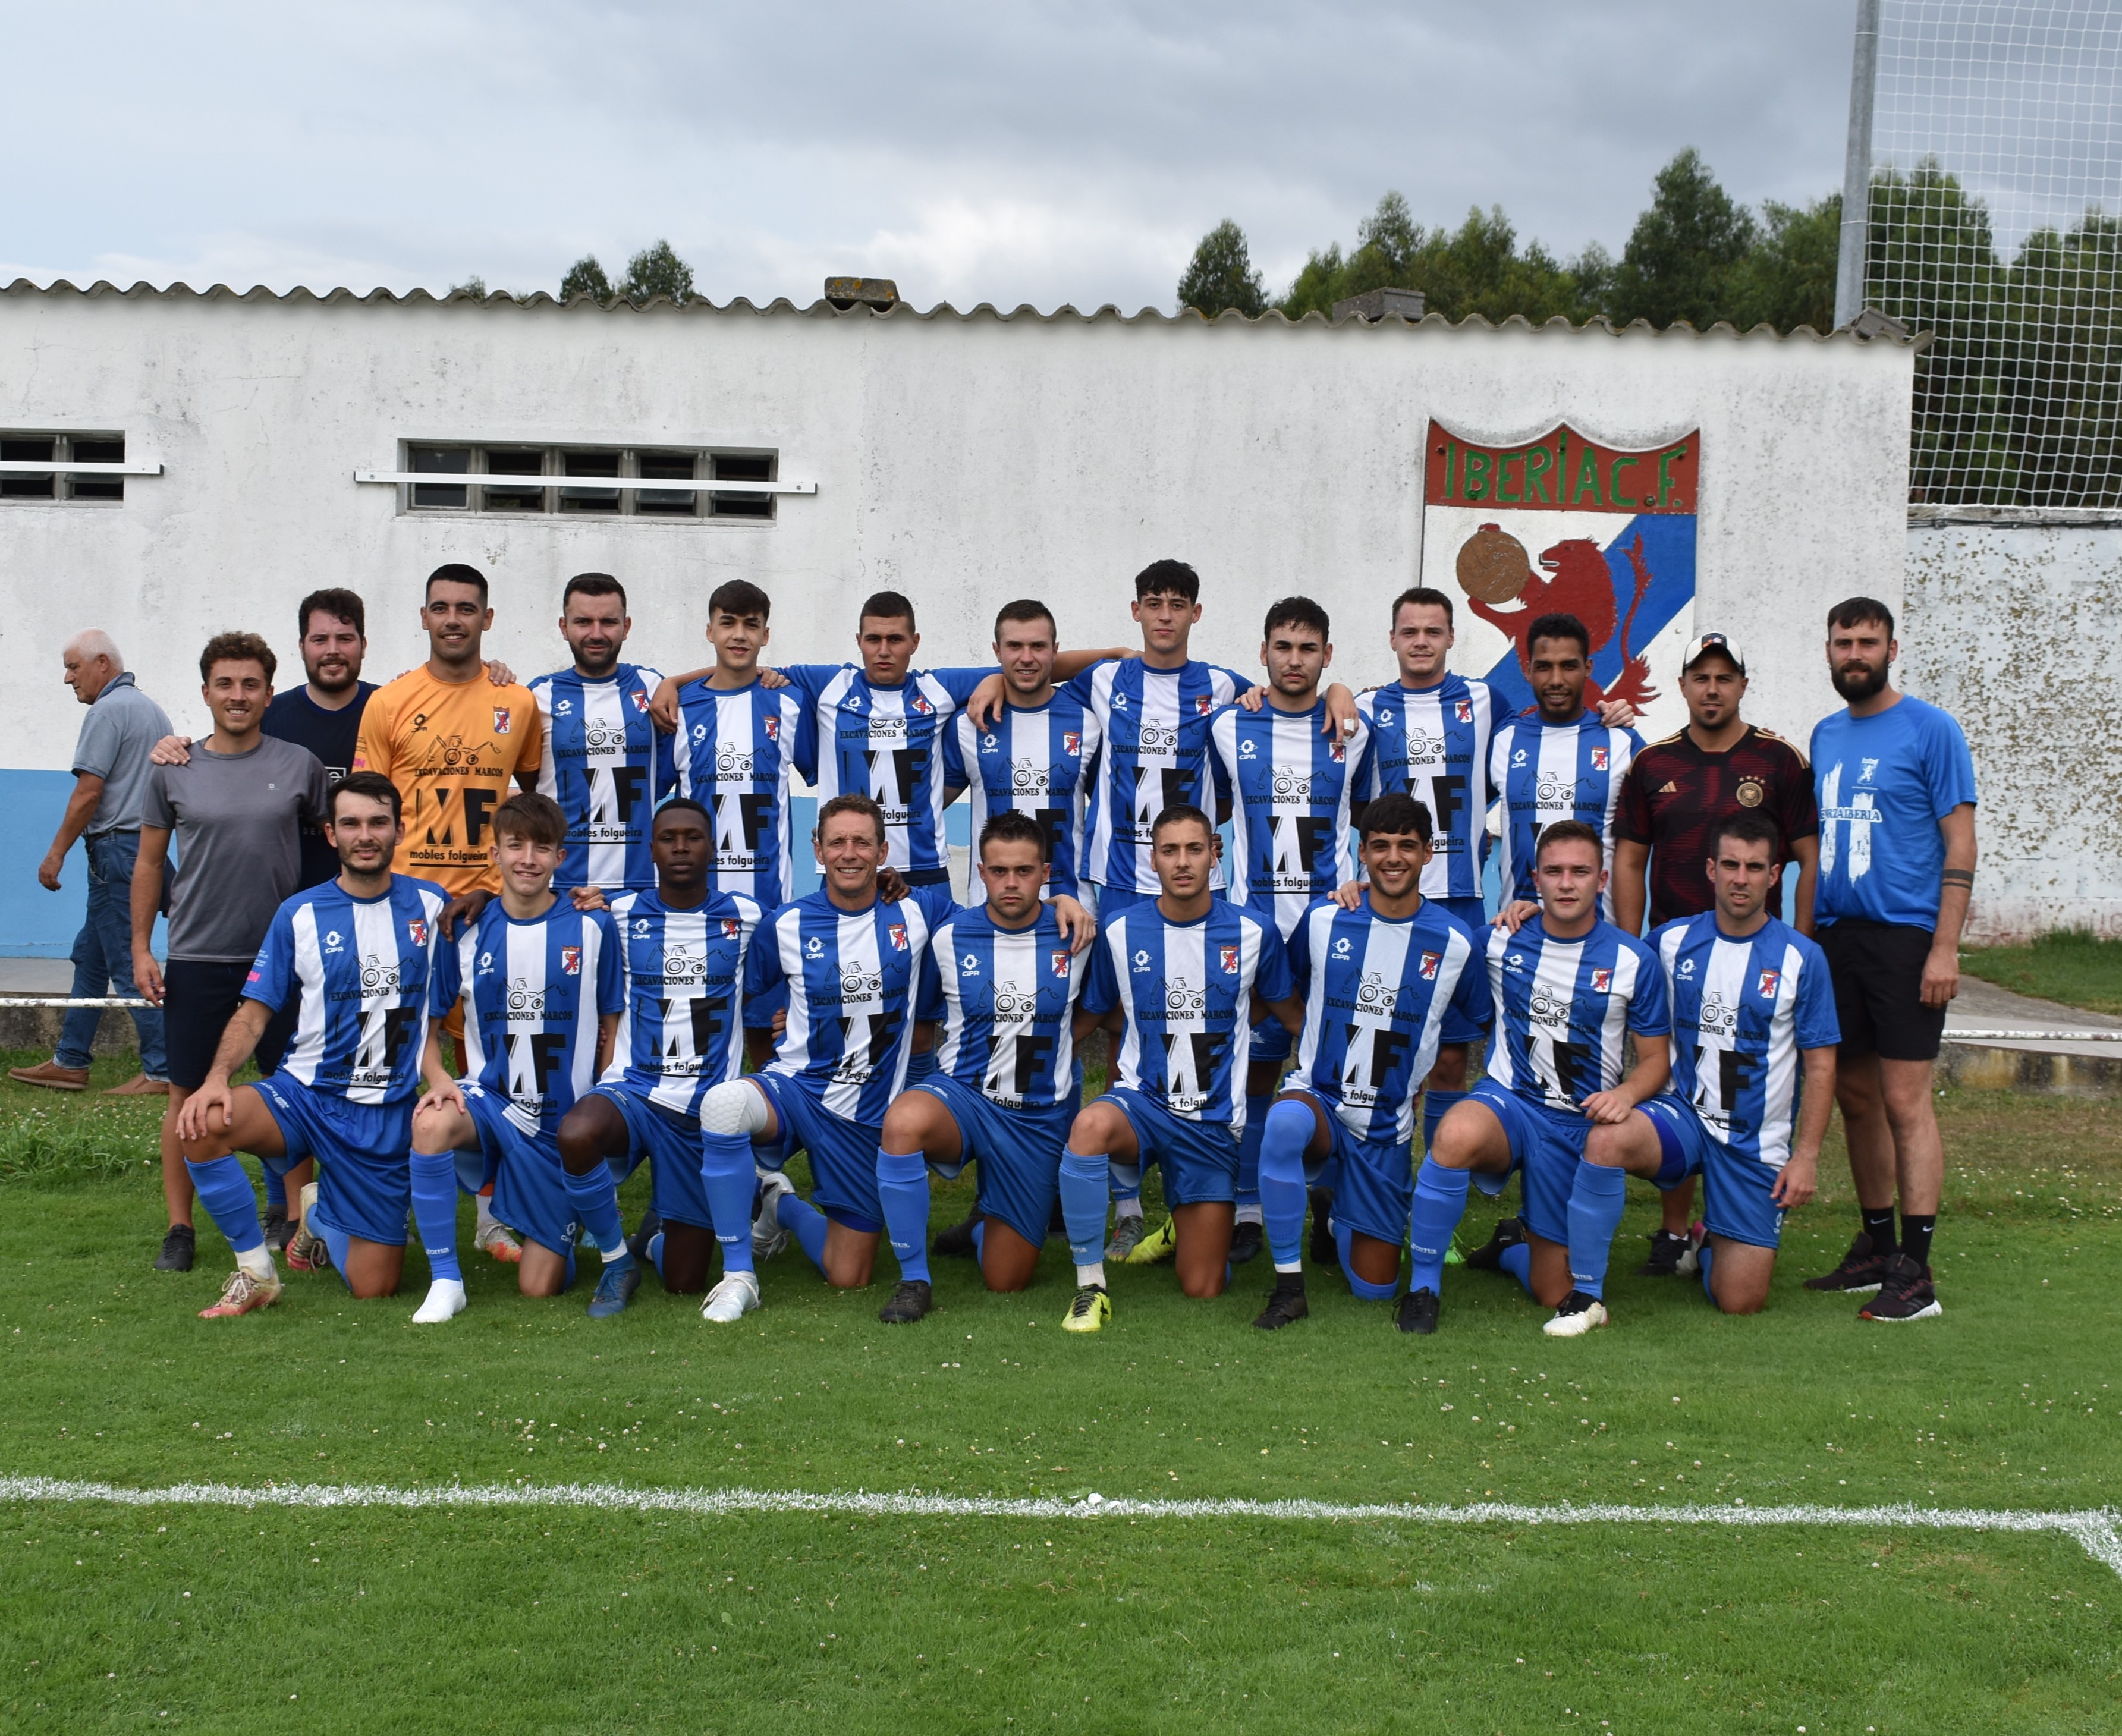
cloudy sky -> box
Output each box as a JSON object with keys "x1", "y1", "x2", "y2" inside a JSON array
[{"x1": 4, "y1": 1, "x2": 1865, "y2": 313}]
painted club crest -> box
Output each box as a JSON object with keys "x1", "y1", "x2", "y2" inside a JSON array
[
  {"x1": 888, "y1": 923, "x2": 908, "y2": 952},
  {"x1": 1051, "y1": 949, "x2": 1072, "y2": 979},
  {"x1": 407, "y1": 919, "x2": 429, "y2": 947},
  {"x1": 1219, "y1": 945, "x2": 1240, "y2": 974},
  {"x1": 560, "y1": 946, "x2": 582, "y2": 975},
  {"x1": 1418, "y1": 950, "x2": 1441, "y2": 980},
  {"x1": 493, "y1": 707, "x2": 513, "y2": 735},
  {"x1": 1424, "y1": 420, "x2": 1699, "y2": 740},
  {"x1": 1590, "y1": 967, "x2": 1613, "y2": 993},
  {"x1": 1758, "y1": 968, "x2": 1782, "y2": 998}
]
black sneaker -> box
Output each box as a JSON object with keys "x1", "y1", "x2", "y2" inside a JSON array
[
  {"x1": 262, "y1": 1207, "x2": 291, "y2": 1254},
  {"x1": 1229, "y1": 1220, "x2": 1265, "y2": 1265},
  {"x1": 931, "y1": 1211, "x2": 980, "y2": 1259},
  {"x1": 1859, "y1": 1254, "x2": 1942, "y2": 1322},
  {"x1": 1461, "y1": 1216, "x2": 1525, "y2": 1273},
  {"x1": 1395, "y1": 1287, "x2": 1441, "y2": 1335},
  {"x1": 154, "y1": 1224, "x2": 195, "y2": 1273},
  {"x1": 624, "y1": 1207, "x2": 664, "y2": 1265},
  {"x1": 878, "y1": 1280, "x2": 933, "y2": 1325},
  {"x1": 1309, "y1": 1191, "x2": 1337, "y2": 1265},
  {"x1": 1637, "y1": 1228, "x2": 1690, "y2": 1277},
  {"x1": 1804, "y1": 1232, "x2": 1890, "y2": 1294},
  {"x1": 1252, "y1": 1280, "x2": 1308, "y2": 1331}
]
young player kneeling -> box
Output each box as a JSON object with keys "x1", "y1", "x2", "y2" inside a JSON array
[
  {"x1": 1403, "y1": 820, "x2": 1670, "y2": 1336},
  {"x1": 1250, "y1": 792, "x2": 1491, "y2": 1330},
  {"x1": 1567, "y1": 813, "x2": 1838, "y2": 1314},
  {"x1": 410, "y1": 794, "x2": 630, "y2": 1322},
  {"x1": 870, "y1": 810, "x2": 1101, "y2": 1322}
]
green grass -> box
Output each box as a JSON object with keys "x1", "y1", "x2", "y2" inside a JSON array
[
  {"x1": 2, "y1": 1056, "x2": 2120, "y2": 1731},
  {"x1": 1962, "y1": 929, "x2": 2122, "y2": 1017}
]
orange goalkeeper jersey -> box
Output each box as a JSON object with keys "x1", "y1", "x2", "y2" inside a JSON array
[{"x1": 353, "y1": 666, "x2": 543, "y2": 895}]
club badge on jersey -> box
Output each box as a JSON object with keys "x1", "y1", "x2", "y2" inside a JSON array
[
  {"x1": 603, "y1": 888, "x2": 766, "y2": 1118},
  {"x1": 920, "y1": 905, "x2": 1089, "y2": 1110},
  {"x1": 942, "y1": 697, "x2": 1102, "y2": 902},
  {"x1": 1211, "y1": 702, "x2": 1364, "y2": 936},
  {"x1": 670, "y1": 680, "x2": 810, "y2": 904},
  {"x1": 1354, "y1": 675, "x2": 1497, "y2": 901},
  {"x1": 1489, "y1": 713, "x2": 1642, "y2": 908},
  {"x1": 530, "y1": 664, "x2": 674, "y2": 893},
  {"x1": 1480, "y1": 916, "x2": 1668, "y2": 1111}
]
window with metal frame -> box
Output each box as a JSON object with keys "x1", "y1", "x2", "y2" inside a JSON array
[
  {"x1": 0, "y1": 432, "x2": 141, "y2": 503},
  {"x1": 372, "y1": 442, "x2": 804, "y2": 520}
]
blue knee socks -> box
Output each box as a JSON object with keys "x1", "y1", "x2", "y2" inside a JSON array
[
  {"x1": 1236, "y1": 1093, "x2": 1269, "y2": 1218},
  {"x1": 698, "y1": 1131, "x2": 756, "y2": 1276},
  {"x1": 776, "y1": 1189, "x2": 830, "y2": 1272},
  {"x1": 1407, "y1": 1156, "x2": 1470, "y2": 1294},
  {"x1": 877, "y1": 1147, "x2": 933, "y2": 1284},
  {"x1": 1699, "y1": 1240, "x2": 1717, "y2": 1304},
  {"x1": 186, "y1": 1155, "x2": 266, "y2": 1256},
  {"x1": 1422, "y1": 1089, "x2": 1467, "y2": 1158},
  {"x1": 562, "y1": 1160, "x2": 631, "y2": 1269},
  {"x1": 263, "y1": 1164, "x2": 288, "y2": 1214},
  {"x1": 1499, "y1": 1241, "x2": 1532, "y2": 1292},
  {"x1": 315, "y1": 1214, "x2": 353, "y2": 1285},
  {"x1": 1333, "y1": 1221, "x2": 1398, "y2": 1300},
  {"x1": 1565, "y1": 1162, "x2": 1627, "y2": 1301},
  {"x1": 1060, "y1": 1147, "x2": 1110, "y2": 1273},
  {"x1": 1257, "y1": 1099, "x2": 1313, "y2": 1271},
  {"x1": 408, "y1": 1150, "x2": 463, "y2": 1284}
]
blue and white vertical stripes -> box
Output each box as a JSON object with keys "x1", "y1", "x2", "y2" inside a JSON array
[
  {"x1": 1354, "y1": 674, "x2": 1498, "y2": 901},
  {"x1": 1489, "y1": 713, "x2": 1642, "y2": 909},
  {"x1": 1480, "y1": 916, "x2": 1669, "y2": 1111},
  {"x1": 602, "y1": 889, "x2": 765, "y2": 1118},
  {"x1": 941, "y1": 696, "x2": 1101, "y2": 902},
  {"x1": 529, "y1": 664, "x2": 672, "y2": 892},
  {"x1": 1209, "y1": 701, "x2": 1364, "y2": 938},
  {"x1": 669, "y1": 680, "x2": 812, "y2": 905},
  {"x1": 919, "y1": 903, "x2": 1088, "y2": 1110}
]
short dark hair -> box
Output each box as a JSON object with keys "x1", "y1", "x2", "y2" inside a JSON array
[
  {"x1": 1134, "y1": 559, "x2": 1200, "y2": 603},
  {"x1": 1828, "y1": 595, "x2": 1895, "y2": 637},
  {"x1": 994, "y1": 599, "x2": 1057, "y2": 641},
  {"x1": 1151, "y1": 803, "x2": 1216, "y2": 842},
  {"x1": 859, "y1": 590, "x2": 917, "y2": 632},
  {"x1": 492, "y1": 792, "x2": 567, "y2": 848},
  {"x1": 979, "y1": 809, "x2": 1049, "y2": 861},
  {"x1": 652, "y1": 796, "x2": 712, "y2": 832},
  {"x1": 329, "y1": 770, "x2": 402, "y2": 825},
  {"x1": 1711, "y1": 811, "x2": 1784, "y2": 858},
  {"x1": 1357, "y1": 791, "x2": 1433, "y2": 844},
  {"x1": 426, "y1": 562, "x2": 489, "y2": 606},
  {"x1": 199, "y1": 631, "x2": 276, "y2": 685},
  {"x1": 562, "y1": 571, "x2": 626, "y2": 611},
  {"x1": 1263, "y1": 595, "x2": 1330, "y2": 641},
  {"x1": 298, "y1": 587, "x2": 366, "y2": 640},
  {"x1": 1391, "y1": 586, "x2": 1455, "y2": 628},
  {"x1": 1535, "y1": 819, "x2": 1604, "y2": 864},
  {"x1": 708, "y1": 579, "x2": 772, "y2": 622},
  {"x1": 1526, "y1": 612, "x2": 1591, "y2": 659},
  {"x1": 815, "y1": 792, "x2": 887, "y2": 847}
]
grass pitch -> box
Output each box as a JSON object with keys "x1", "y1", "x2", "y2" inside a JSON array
[
  {"x1": 1961, "y1": 929, "x2": 2122, "y2": 1017},
  {"x1": 2, "y1": 1053, "x2": 2118, "y2": 1732}
]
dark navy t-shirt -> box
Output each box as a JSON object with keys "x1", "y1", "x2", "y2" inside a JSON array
[{"x1": 263, "y1": 683, "x2": 376, "y2": 888}]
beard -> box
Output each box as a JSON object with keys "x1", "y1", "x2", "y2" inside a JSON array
[{"x1": 1831, "y1": 657, "x2": 1890, "y2": 702}]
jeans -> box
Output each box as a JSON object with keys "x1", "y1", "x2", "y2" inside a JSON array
[{"x1": 55, "y1": 831, "x2": 168, "y2": 1078}]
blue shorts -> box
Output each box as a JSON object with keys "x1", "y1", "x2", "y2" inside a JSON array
[
  {"x1": 1639, "y1": 1095, "x2": 1785, "y2": 1250},
  {"x1": 911, "y1": 1075, "x2": 1073, "y2": 1247},
  {"x1": 461, "y1": 1083, "x2": 576, "y2": 1258},
  {"x1": 1280, "y1": 1090, "x2": 1414, "y2": 1246},
  {"x1": 743, "y1": 978, "x2": 787, "y2": 1036},
  {"x1": 590, "y1": 1084, "x2": 712, "y2": 1233},
  {"x1": 1463, "y1": 1077, "x2": 1589, "y2": 1246},
  {"x1": 1100, "y1": 1086, "x2": 1242, "y2": 1208},
  {"x1": 1432, "y1": 898, "x2": 1491, "y2": 1045},
  {"x1": 750, "y1": 1073, "x2": 885, "y2": 1233},
  {"x1": 253, "y1": 1072, "x2": 415, "y2": 1248}
]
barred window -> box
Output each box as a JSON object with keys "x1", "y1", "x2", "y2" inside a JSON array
[
  {"x1": 390, "y1": 442, "x2": 785, "y2": 520},
  {"x1": 1, "y1": 432, "x2": 130, "y2": 504}
]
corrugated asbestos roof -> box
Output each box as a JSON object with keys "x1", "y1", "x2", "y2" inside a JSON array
[{"x1": 0, "y1": 276, "x2": 1908, "y2": 344}]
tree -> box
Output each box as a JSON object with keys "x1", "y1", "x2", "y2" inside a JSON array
[
  {"x1": 620, "y1": 239, "x2": 694, "y2": 306},
  {"x1": 560, "y1": 255, "x2": 613, "y2": 303},
  {"x1": 1608, "y1": 148, "x2": 1760, "y2": 328},
  {"x1": 450, "y1": 275, "x2": 488, "y2": 298},
  {"x1": 1177, "y1": 219, "x2": 1268, "y2": 318},
  {"x1": 1730, "y1": 193, "x2": 1841, "y2": 332}
]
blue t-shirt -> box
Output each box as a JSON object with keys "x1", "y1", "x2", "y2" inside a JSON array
[
  {"x1": 1480, "y1": 915, "x2": 1670, "y2": 1113},
  {"x1": 1809, "y1": 696, "x2": 1978, "y2": 931},
  {"x1": 941, "y1": 694, "x2": 1102, "y2": 902},
  {"x1": 431, "y1": 899, "x2": 626, "y2": 1137},
  {"x1": 244, "y1": 874, "x2": 450, "y2": 1105},
  {"x1": 529, "y1": 663, "x2": 674, "y2": 893},
  {"x1": 1651, "y1": 913, "x2": 1840, "y2": 1171},
  {"x1": 1208, "y1": 700, "x2": 1365, "y2": 939},
  {"x1": 603, "y1": 888, "x2": 766, "y2": 1117},
  {"x1": 917, "y1": 902, "x2": 1089, "y2": 1111},
  {"x1": 1353, "y1": 673, "x2": 1499, "y2": 902},
  {"x1": 669, "y1": 678, "x2": 812, "y2": 905}
]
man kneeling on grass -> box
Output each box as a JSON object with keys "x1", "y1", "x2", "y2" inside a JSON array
[
  {"x1": 177, "y1": 773, "x2": 448, "y2": 1317},
  {"x1": 1565, "y1": 812, "x2": 1839, "y2": 1316}
]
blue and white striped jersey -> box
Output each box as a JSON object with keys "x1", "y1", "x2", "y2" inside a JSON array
[
  {"x1": 1066, "y1": 658, "x2": 1249, "y2": 894},
  {"x1": 1208, "y1": 700, "x2": 1365, "y2": 938},
  {"x1": 752, "y1": 891, "x2": 936, "y2": 1122},
  {"x1": 916, "y1": 904, "x2": 1089, "y2": 1111},
  {"x1": 602, "y1": 888, "x2": 766, "y2": 1118},
  {"x1": 941, "y1": 695, "x2": 1102, "y2": 902},
  {"x1": 529, "y1": 663, "x2": 673, "y2": 893},
  {"x1": 244, "y1": 875, "x2": 450, "y2": 1106},
  {"x1": 669, "y1": 679, "x2": 812, "y2": 905},
  {"x1": 1285, "y1": 897, "x2": 1492, "y2": 1147},
  {"x1": 1481, "y1": 916, "x2": 1669, "y2": 1112},
  {"x1": 782, "y1": 665, "x2": 988, "y2": 877},
  {"x1": 1079, "y1": 901, "x2": 1294, "y2": 1128},
  {"x1": 1354, "y1": 674, "x2": 1498, "y2": 901},
  {"x1": 1489, "y1": 713, "x2": 1643, "y2": 911},
  {"x1": 431, "y1": 900, "x2": 626, "y2": 1138},
  {"x1": 1652, "y1": 913, "x2": 1840, "y2": 1170}
]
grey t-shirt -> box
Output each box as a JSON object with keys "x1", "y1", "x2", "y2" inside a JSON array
[
  {"x1": 71, "y1": 672, "x2": 175, "y2": 836},
  {"x1": 142, "y1": 737, "x2": 331, "y2": 961}
]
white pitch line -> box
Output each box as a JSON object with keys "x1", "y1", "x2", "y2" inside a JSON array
[{"x1": 4, "y1": 1475, "x2": 2118, "y2": 1578}]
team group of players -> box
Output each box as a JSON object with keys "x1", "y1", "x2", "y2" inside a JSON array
[{"x1": 133, "y1": 554, "x2": 1978, "y2": 1337}]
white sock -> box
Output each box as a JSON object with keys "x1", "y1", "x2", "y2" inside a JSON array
[
  {"x1": 1235, "y1": 1203, "x2": 1264, "y2": 1226},
  {"x1": 236, "y1": 1246, "x2": 276, "y2": 1283},
  {"x1": 1076, "y1": 1261, "x2": 1107, "y2": 1289},
  {"x1": 1115, "y1": 1199, "x2": 1143, "y2": 1224},
  {"x1": 475, "y1": 1195, "x2": 499, "y2": 1235},
  {"x1": 1273, "y1": 1258, "x2": 1303, "y2": 1276}
]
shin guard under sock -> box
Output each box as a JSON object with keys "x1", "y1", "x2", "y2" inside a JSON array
[
  {"x1": 1565, "y1": 1162, "x2": 1627, "y2": 1301},
  {"x1": 777, "y1": 1190, "x2": 831, "y2": 1273},
  {"x1": 877, "y1": 1147, "x2": 933, "y2": 1284},
  {"x1": 698, "y1": 1130, "x2": 757, "y2": 1275},
  {"x1": 1060, "y1": 1147, "x2": 1111, "y2": 1287},
  {"x1": 561, "y1": 1161, "x2": 630, "y2": 1268},
  {"x1": 408, "y1": 1150, "x2": 463, "y2": 1284},
  {"x1": 1235, "y1": 1093, "x2": 1269, "y2": 1218},
  {"x1": 186, "y1": 1155, "x2": 266, "y2": 1256},
  {"x1": 1498, "y1": 1240, "x2": 1533, "y2": 1292},
  {"x1": 1257, "y1": 1099, "x2": 1314, "y2": 1272},
  {"x1": 1407, "y1": 1156, "x2": 1471, "y2": 1294}
]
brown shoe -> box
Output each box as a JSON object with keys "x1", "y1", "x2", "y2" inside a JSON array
[
  {"x1": 8, "y1": 1061, "x2": 92, "y2": 1092},
  {"x1": 102, "y1": 1073, "x2": 171, "y2": 1097}
]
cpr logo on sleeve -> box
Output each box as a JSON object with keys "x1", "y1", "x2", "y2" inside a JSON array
[
  {"x1": 960, "y1": 952, "x2": 982, "y2": 974},
  {"x1": 555, "y1": 698, "x2": 574, "y2": 716},
  {"x1": 805, "y1": 935, "x2": 825, "y2": 957},
  {"x1": 493, "y1": 709, "x2": 513, "y2": 735},
  {"x1": 1757, "y1": 968, "x2": 1782, "y2": 998},
  {"x1": 633, "y1": 918, "x2": 653, "y2": 938},
  {"x1": 561, "y1": 947, "x2": 582, "y2": 976},
  {"x1": 1332, "y1": 936, "x2": 1353, "y2": 958},
  {"x1": 1131, "y1": 949, "x2": 1153, "y2": 973},
  {"x1": 1590, "y1": 968, "x2": 1612, "y2": 993}
]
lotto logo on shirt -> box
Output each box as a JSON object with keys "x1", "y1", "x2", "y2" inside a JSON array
[
  {"x1": 561, "y1": 947, "x2": 581, "y2": 976},
  {"x1": 1758, "y1": 968, "x2": 1781, "y2": 998},
  {"x1": 1419, "y1": 950, "x2": 1441, "y2": 980},
  {"x1": 1219, "y1": 946, "x2": 1240, "y2": 974},
  {"x1": 1590, "y1": 968, "x2": 1612, "y2": 993},
  {"x1": 888, "y1": 924, "x2": 908, "y2": 952},
  {"x1": 1590, "y1": 747, "x2": 1609, "y2": 772},
  {"x1": 493, "y1": 708, "x2": 513, "y2": 735}
]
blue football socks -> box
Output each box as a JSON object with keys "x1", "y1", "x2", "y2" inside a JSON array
[
  {"x1": 562, "y1": 1161, "x2": 631, "y2": 1269},
  {"x1": 1060, "y1": 1146, "x2": 1111, "y2": 1285},
  {"x1": 877, "y1": 1147, "x2": 933, "y2": 1284},
  {"x1": 1699, "y1": 1240, "x2": 1717, "y2": 1305},
  {"x1": 1565, "y1": 1162, "x2": 1628, "y2": 1301},
  {"x1": 1257, "y1": 1099, "x2": 1314, "y2": 1272},
  {"x1": 315, "y1": 1213, "x2": 353, "y2": 1286},
  {"x1": 697, "y1": 1130, "x2": 757, "y2": 1276},
  {"x1": 1407, "y1": 1156, "x2": 1471, "y2": 1294},
  {"x1": 408, "y1": 1149, "x2": 463, "y2": 1284},
  {"x1": 186, "y1": 1154, "x2": 266, "y2": 1256},
  {"x1": 1422, "y1": 1089, "x2": 1467, "y2": 1159},
  {"x1": 777, "y1": 1188, "x2": 831, "y2": 1272},
  {"x1": 1236, "y1": 1092, "x2": 1269, "y2": 1219},
  {"x1": 1333, "y1": 1221, "x2": 1398, "y2": 1300},
  {"x1": 1498, "y1": 1240, "x2": 1533, "y2": 1292},
  {"x1": 262, "y1": 1163, "x2": 288, "y2": 1214}
]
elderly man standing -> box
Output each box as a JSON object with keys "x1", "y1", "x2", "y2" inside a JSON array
[{"x1": 10, "y1": 631, "x2": 172, "y2": 1095}]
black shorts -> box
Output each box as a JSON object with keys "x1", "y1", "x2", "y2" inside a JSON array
[
  {"x1": 164, "y1": 958, "x2": 299, "y2": 1090},
  {"x1": 1817, "y1": 919, "x2": 1947, "y2": 1063}
]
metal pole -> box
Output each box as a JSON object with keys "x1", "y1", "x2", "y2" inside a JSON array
[{"x1": 1835, "y1": 0, "x2": 1883, "y2": 328}]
